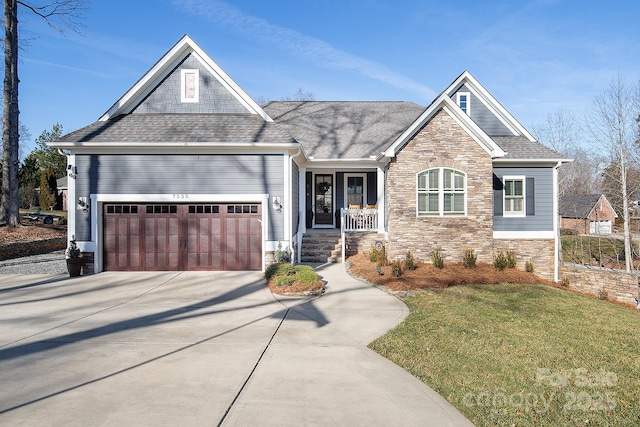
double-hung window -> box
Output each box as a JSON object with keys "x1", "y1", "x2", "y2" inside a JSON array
[
  {"x1": 503, "y1": 176, "x2": 525, "y2": 216},
  {"x1": 417, "y1": 168, "x2": 466, "y2": 216}
]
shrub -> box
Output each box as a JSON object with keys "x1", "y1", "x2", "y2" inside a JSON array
[
  {"x1": 404, "y1": 251, "x2": 416, "y2": 270},
  {"x1": 506, "y1": 250, "x2": 517, "y2": 268},
  {"x1": 431, "y1": 247, "x2": 444, "y2": 270},
  {"x1": 266, "y1": 263, "x2": 321, "y2": 288},
  {"x1": 494, "y1": 250, "x2": 508, "y2": 271},
  {"x1": 559, "y1": 274, "x2": 570, "y2": 287},
  {"x1": 463, "y1": 248, "x2": 477, "y2": 269},
  {"x1": 525, "y1": 260, "x2": 535, "y2": 273},
  {"x1": 560, "y1": 228, "x2": 578, "y2": 236},
  {"x1": 598, "y1": 287, "x2": 609, "y2": 301},
  {"x1": 369, "y1": 244, "x2": 388, "y2": 266},
  {"x1": 391, "y1": 260, "x2": 403, "y2": 277},
  {"x1": 274, "y1": 241, "x2": 291, "y2": 263}
]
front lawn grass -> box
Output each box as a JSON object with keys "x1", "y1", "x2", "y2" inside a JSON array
[{"x1": 369, "y1": 283, "x2": 640, "y2": 426}]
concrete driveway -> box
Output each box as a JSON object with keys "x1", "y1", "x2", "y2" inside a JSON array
[{"x1": 0, "y1": 264, "x2": 472, "y2": 426}]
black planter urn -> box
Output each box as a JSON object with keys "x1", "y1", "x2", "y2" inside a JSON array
[{"x1": 66, "y1": 258, "x2": 83, "y2": 277}]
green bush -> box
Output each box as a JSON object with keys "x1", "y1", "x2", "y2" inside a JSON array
[
  {"x1": 560, "y1": 228, "x2": 578, "y2": 236},
  {"x1": 274, "y1": 241, "x2": 291, "y2": 263},
  {"x1": 391, "y1": 260, "x2": 403, "y2": 277},
  {"x1": 369, "y1": 244, "x2": 388, "y2": 266},
  {"x1": 494, "y1": 250, "x2": 508, "y2": 271},
  {"x1": 506, "y1": 250, "x2": 517, "y2": 268},
  {"x1": 525, "y1": 260, "x2": 535, "y2": 273},
  {"x1": 431, "y1": 247, "x2": 444, "y2": 270},
  {"x1": 560, "y1": 274, "x2": 569, "y2": 287},
  {"x1": 266, "y1": 263, "x2": 320, "y2": 288},
  {"x1": 462, "y1": 248, "x2": 477, "y2": 269},
  {"x1": 404, "y1": 251, "x2": 416, "y2": 270}
]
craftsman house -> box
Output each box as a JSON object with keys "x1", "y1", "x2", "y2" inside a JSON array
[
  {"x1": 559, "y1": 194, "x2": 617, "y2": 235},
  {"x1": 51, "y1": 35, "x2": 568, "y2": 280}
]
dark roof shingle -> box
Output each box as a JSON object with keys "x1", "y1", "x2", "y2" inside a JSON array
[
  {"x1": 262, "y1": 101, "x2": 426, "y2": 159},
  {"x1": 58, "y1": 114, "x2": 296, "y2": 144},
  {"x1": 491, "y1": 136, "x2": 565, "y2": 160},
  {"x1": 559, "y1": 194, "x2": 604, "y2": 218}
]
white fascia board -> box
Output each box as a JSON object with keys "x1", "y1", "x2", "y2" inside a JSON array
[
  {"x1": 442, "y1": 104, "x2": 505, "y2": 158},
  {"x1": 384, "y1": 94, "x2": 505, "y2": 159},
  {"x1": 446, "y1": 71, "x2": 537, "y2": 142},
  {"x1": 98, "y1": 35, "x2": 273, "y2": 123},
  {"x1": 99, "y1": 36, "x2": 192, "y2": 121},
  {"x1": 187, "y1": 45, "x2": 273, "y2": 122},
  {"x1": 494, "y1": 231, "x2": 555, "y2": 239},
  {"x1": 304, "y1": 158, "x2": 382, "y2": 169}
]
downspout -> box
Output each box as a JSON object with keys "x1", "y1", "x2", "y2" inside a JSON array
[{"x1": 553, "y1": 161, "x2": 562, "y2": 282}]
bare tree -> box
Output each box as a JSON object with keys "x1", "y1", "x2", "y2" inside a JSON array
[
  {"x1": 587, "y1": 75, "x2": 640, "y2": 272},
  {"x1": 532, "y1": 109, "x2": 596, "y2": 196},
  {"x1": 1, "y1": 0, "x2": 88, "y2": 226}
]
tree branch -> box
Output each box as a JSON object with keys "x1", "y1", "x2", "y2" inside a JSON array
[{"x1": 17, "y1": 0, "x2": 89, "y2": 34}]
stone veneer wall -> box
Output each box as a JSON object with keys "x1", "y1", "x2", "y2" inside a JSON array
[
  {"x1": 0, "y1": 238, "x2": 66, "y2": 260},
  {"x1": 386, "y1": 109, "x2": 494, "y2": 264},
  {"x1": 344, "y1": 232, "x2": 386, "y2": 257},
  {"x1": 494, "y1": 238, "x2": 555, "y2": 280},
  {"x1": 560, "y1": 264, "x2": 639, "y2": 306}
]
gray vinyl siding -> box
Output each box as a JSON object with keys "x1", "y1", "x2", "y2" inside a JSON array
[
  {"x1": 493, "y1": 167, "x2": 554, "y2": 232},
  {"x1": 74, "y1": 154, "x2": 284, "y2": 241},
  {"x1": 132, "y1": 53, "x2": 250, "y2": 115},
  {"x1": 452, "y1": 84, "x2": 512, "y2": 136}
]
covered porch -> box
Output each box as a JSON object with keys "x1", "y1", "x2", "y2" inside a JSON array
[{"x1": 299, "y1": 167, "x2": 385, "y2": 233}]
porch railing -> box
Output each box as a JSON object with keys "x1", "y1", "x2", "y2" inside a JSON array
[{"x1": 341, "y1": 208, "x2": 378, "y2": 232}]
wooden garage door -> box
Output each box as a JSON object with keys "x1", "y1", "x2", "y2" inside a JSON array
[{"x1": 104, "y1": 203, "x2": 262, "y2": 271}]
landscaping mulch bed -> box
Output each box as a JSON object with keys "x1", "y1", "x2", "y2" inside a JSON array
[
  {"x1": 0, "y1": 223, "x2": 66, "y2": 245},
  {"x1": 347, "y1": 253, "x2": 555, "y2": 291}
]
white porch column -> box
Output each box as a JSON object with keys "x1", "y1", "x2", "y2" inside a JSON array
[
  {"x1": 298, "y1": 167, "x2": 306, "y2": 264},
  {"x1": 377, "y1": 166, "x2": 385, "y2": 233}
]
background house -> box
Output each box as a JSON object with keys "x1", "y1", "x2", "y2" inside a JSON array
[{"x1": 559, "y1": 194, "x2": 617, "y2": 235}]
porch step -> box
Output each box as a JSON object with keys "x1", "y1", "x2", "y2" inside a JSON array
[{"x1": 301, "y1": 232, "x2": 342, "y2": 264}]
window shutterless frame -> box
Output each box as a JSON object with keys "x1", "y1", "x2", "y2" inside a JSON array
[{"x1": 417, "y1": 168, "x2": 466, "y2": 217}]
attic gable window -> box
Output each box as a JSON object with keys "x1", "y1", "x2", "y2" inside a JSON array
[
  {"x1": 181, "y1": 69, "x2": 199, "y2": 103},
  {"x1": 456, "y1": 92, "x2": 470, "y2": 115}
]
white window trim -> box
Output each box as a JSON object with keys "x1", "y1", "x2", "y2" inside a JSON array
[
  {"x1": 416, "y1": 168, "x2": 467, "y2": 217},
  {"x1": 456, "y1": 91, "x2": 470, "y2": 115},
  {"x1": 503, "y1": 175, "x2": 525, "y2": 217},
  {"x1": 344, "y1": 173, "x2": 367, "y2": 208},
  {"x1": 181, "y1": 69, "x2": 199, "y2": 103}
]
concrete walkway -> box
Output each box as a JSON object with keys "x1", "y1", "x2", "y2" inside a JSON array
[{"x1": 0, "y1": 264, "x2": 472, "y2": 426}]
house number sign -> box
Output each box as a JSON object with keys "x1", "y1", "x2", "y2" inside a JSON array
[{"x1": 172, "y1": 194, "x2": 189, "y2": 199}]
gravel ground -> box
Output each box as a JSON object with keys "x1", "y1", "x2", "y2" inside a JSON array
[{"x1": 0, "y1": 250, "x2": 68, "y2": 275}]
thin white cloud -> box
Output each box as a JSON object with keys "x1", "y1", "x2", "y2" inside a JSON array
[
  {"x1": 22, "y1": 56, "x2": 114, "y2": 78},
  {"x1": 171, "y1": 0, "x2": 436, "y2": 100}
]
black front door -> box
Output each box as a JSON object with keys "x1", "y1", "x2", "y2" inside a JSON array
[{"x1": 314, "y1": 174, "x2": 333, "y2": 225}]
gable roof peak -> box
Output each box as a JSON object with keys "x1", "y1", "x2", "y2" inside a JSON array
[
  {"x1": 99, "y1": 34, "x2": 273, "y2": 123},
  {"x1": 444, "y1": 70, "x2": 536, "y2": 143}
]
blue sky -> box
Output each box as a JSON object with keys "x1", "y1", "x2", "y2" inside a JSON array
[{"x1": 16, "y1": 0, "x2": 639, "y2": 153}]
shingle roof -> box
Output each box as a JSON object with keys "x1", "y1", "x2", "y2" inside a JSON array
[
  {"x1": 491, "y1": 136, "x2": 564, "y2": 160},
  {"x1": 559, "y1": 194, "x2": 603, "y2": 218},
  {"x1": 262, "y1": 101, "x2": 426, "y2": 159},
  {"x1": 58, "y1": 114, "x2": 296, "y2": 144}
]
